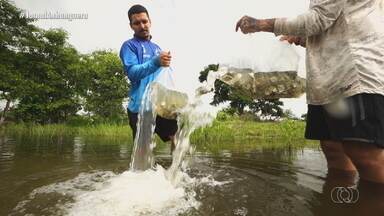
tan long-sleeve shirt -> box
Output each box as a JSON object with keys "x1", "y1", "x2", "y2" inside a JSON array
[{"x1": 274, "y1": 0, "x2": 384, "y2": 105}]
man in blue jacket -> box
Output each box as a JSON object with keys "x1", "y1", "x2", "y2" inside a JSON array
[{"x1": 120, "y1": 4, "x2": 177, "y2": 152}]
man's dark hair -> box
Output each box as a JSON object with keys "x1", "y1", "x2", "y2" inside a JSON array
[{"x1": 128, "y1": 4, "x2": 149, "y2": 23}]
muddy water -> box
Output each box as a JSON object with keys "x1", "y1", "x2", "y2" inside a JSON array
[{"x1": 1, "y1": 135, "x2": 381, "y2": 216}]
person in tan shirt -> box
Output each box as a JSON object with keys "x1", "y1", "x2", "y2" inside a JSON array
[{"x1": 236, "y1": 0, "x2": 384, "y2": 186}]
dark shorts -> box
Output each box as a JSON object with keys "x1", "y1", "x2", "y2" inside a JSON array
[
  {"x1": 128, "y1": 109, "x2": 178, "y2": 142},
  {"x1": 305, "y1": 93, "x2": 384, "y2": 148}
]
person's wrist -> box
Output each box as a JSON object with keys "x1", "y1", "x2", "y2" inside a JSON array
[
  {"x1": 257, "y1": 19, "x2": 275, "y2": 32},
  {"x1": 248, "y1": 19, "x2": 259, "y2": 32}
]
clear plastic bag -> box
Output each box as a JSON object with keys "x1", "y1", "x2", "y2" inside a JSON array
[
  {"x1": 214, "y1": 36, "x2": 306, "y2": 99},
  {"x1": 149, "y1": 67, "x2": 188, "y2": 119},
  {"x1": 130, "y1": 67, "x2": 189, "y2": 171},
  {"x1": 217, "y1": 66, "x2": 306, "y2": 100}
]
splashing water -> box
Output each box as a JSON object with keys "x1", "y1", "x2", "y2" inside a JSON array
[
  {"x1": 65, "y1": 166, "x2": 199, "y2": 216},
  {"x1": 129, "y1": 73, "x2": 215, "y2": 174},
  {"x1": 129, "y1": 108, "x2": 156, "y2": 171},
  {"x1": 12, "y1": 166, "x2": 229, "y2": 216},
  {"x1": 165, "y1": 93, "x2": 216, "y2": 185}
]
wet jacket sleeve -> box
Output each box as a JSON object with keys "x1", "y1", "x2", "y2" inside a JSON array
[
  {"x1": 274, "y1": 0, "x2": 345, "y2": 37},
  {"x1": 120, "y1": 42, "x2": 161, "y2": 82}
]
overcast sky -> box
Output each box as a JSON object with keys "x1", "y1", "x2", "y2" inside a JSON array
[{"x1": 13, "y1": 0, "x2": 310, "y2": 117}]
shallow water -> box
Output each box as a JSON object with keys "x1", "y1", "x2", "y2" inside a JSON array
[{"x1": 1, "y1": 134, "x2": 379, "y2": 216}]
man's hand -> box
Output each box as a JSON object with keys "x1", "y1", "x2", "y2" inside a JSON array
[
  {"x1": 280, "y1": 35, "x2": 306, "y2": 47},
  {"x1": 236, "y1": 15, "x2": 258, "y2": 34},
  {"x1": 236, "y1": 16, "x2": 275, "y2": 34},
  {"x1": 159, "y1": 51, "x2": 172, "y2": 67}
]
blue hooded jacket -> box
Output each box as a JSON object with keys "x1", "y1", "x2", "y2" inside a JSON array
[{"x1": 119, "y1": 36, "x2": 162, "y2": 113}]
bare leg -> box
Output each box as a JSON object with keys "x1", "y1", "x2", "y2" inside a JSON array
[
  {"x1": 314, "y1": 140, "x2": 358, "y2": 215},
  {"x1": 342, "y1": 141, "x2": 384, "y2": 183},
  {"x1": 321, "y1": 140, "x2": 357, "y2": 172},
  {"x1": 337, "y1": 142, "x2": 384, "y2": 216},
  {"x1": 321, "y1": 140, "x2": 357, "y2": 188}
]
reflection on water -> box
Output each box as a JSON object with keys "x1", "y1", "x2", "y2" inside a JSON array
[
  {"x1": 73, "y1": 137, "x2": 84, "y2": 163},
  {"x1": 0, "y1": 134, "x2": 383, "y2": 215}
]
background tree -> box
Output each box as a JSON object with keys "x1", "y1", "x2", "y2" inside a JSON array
[
  {"x1": 12, "y1": 28, "x2": 82, "y2": 123},
  {"x1": 249, "y1": 99, "x2": 284, "y2": 120},
  {"x1": 0, "y1": 0, "x2": 38, "y2": 124},
  {"x1": 1, "y1": 1, "x2": 130, "y2": 124},
  {"x1": 199, "y1": 64, "x2": 284, "y2": 120},
  {"x1": 79, "y1": 50, "x2": 129, "y2": 122}
]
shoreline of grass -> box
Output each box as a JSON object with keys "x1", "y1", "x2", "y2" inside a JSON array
[
  {"x1": 0, "y1": 123, "x2": 133, "y2": 139},
  {"x1": 1, "y1": 119, "x2": 318, "y2": 147}
]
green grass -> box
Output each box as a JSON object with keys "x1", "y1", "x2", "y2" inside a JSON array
[
  {"x1": 1, "y1": 119, "x2": 318, "y2": 148},
  {"x1": 2, "y1": 123, "x2": 133, "y2": 140},
  {"x1": 191, "y1": 119, "x2": 314, "y2": 143}
]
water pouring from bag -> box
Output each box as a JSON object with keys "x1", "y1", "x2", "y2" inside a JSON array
[{"x1": 130, "y1": 67, "x2": 190, "y2": 171}]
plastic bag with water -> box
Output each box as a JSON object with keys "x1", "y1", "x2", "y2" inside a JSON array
[
  {"x1": 130, "y1": 67, "x2": 188, "y2": 171},
  {"x1": 203, "y1": 36, "x2": 306, "y2": 100},
  {"x1": 217, "y1": 66, "x2": 306, "y2": 99},
  {"x1": 150, "y1": 67, "x2": 189, "y2": 120}
]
